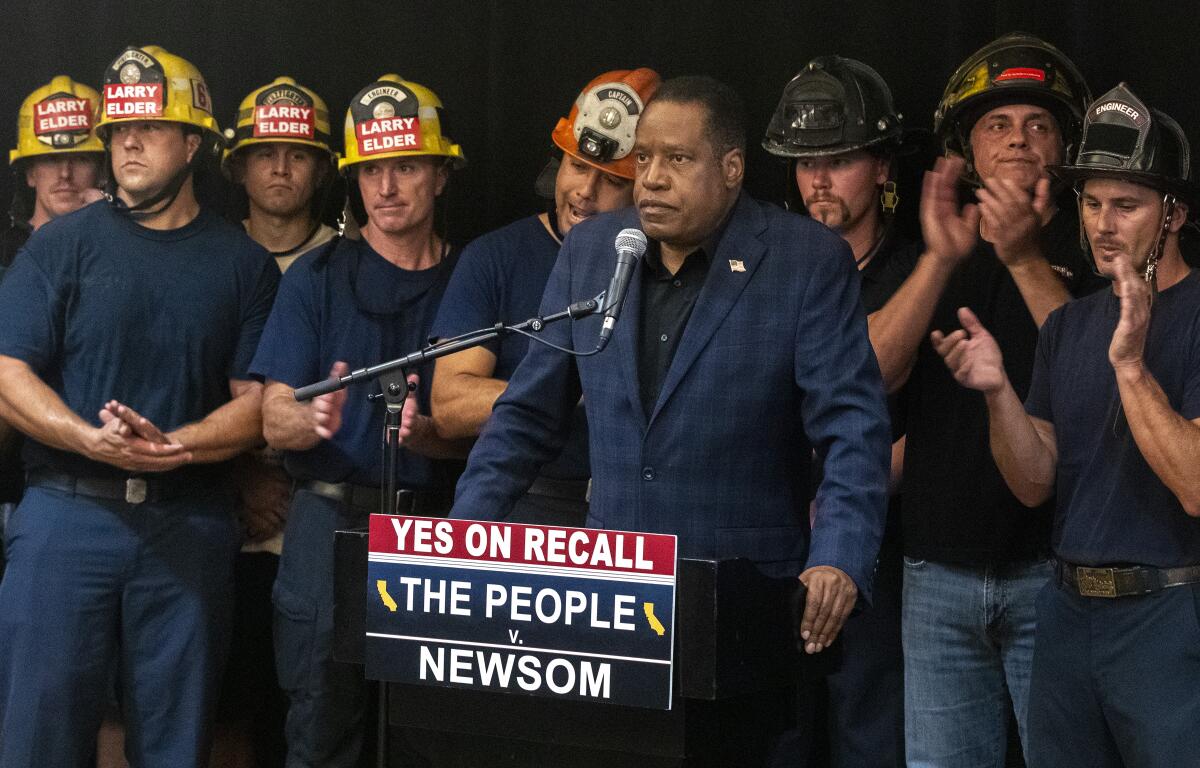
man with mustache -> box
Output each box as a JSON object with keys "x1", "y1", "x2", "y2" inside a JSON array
[
  {"x1": 936, "y1": 83, "x2": 1200, "y2": 768},
  {"x1": 250, "y1": 75, "x2": 468, "y2": 767},
  {"x1": 0, "y1": 46, "x2": 279, "y2": 765},
  {"x1": 2, "y1": 76, "x2": 105, "y2": 277},
  {"x1": 448, "y1": 75, "x2": 890, "y2": 766},
  {"x1": 1, "y1": 76, "x2": 106, "y2": 575},
  {"x1": 762, "y1": 55, "x2": 914, "y2": 768},
  {"x1": 867, "y1": 33, "x2": 1104, "y2": 765},
  {"x1": 431, "y1": 68, "x2": 659, "y2": 527}
]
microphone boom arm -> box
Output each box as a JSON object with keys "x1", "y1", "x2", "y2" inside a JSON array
[{"x1": 293, "y1": 293, "x2": 605, "y2": 401}]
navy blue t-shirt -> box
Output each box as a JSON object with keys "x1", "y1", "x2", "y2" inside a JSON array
[
  {"x1": 250, "y1": 236, "x2": 460, "y2": 488},
  {"x1": 0, "y1": 201, "x2": 279, "y2": 482},
  {"x1": 1025, "y1": 269, "x2": 1200, "y2": 567},
  {"x1": 431, "y1": 214, "x2": 589, "y2": 480}
]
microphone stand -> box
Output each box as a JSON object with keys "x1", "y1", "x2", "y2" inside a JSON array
[
  {"x1": 293, "y1": 293, "x2": 603, "y2": 403},
  {"x1": 292, "y1": 292, "x2": 603, "y2": 768}
]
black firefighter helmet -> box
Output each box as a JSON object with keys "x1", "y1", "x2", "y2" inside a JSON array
[
  {"x1": 1048, "y1": 83, "x2": 1197, "y2": 284},
  {"x1": 935, "y1": 32, "x2": 1091, "y2": 180},
  {"x1": 1048, "y1": 83, "x2": 1197, "y2": 207},
  {"x1": 763, "y1": 55, "x2": 905, "y2": 158}
]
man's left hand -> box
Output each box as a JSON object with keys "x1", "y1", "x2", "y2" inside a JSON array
[
  {"x1": 1109, "y1": 255, "x2": 1152, "y2": 371},
  {"x1": 798, "y1": 565, "x2": 858, "y2": 654},
  {"x1": 397, "y1": 373, "x2": 422, "y2": 445},
  {"x1": 313, "y1": 361, "x2": 350, "y2": 440},
  {"x1": 101, "y1": 400, "x2": 171, "y2": 444}
]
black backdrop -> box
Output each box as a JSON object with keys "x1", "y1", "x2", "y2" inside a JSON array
[{"x1": 2, "y1": 0, "x2": 1196, "y2": 242}]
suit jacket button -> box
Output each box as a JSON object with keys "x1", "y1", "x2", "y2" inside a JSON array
[{"x1": 641, "y1": 466, "x2": 656, "y2": 481}]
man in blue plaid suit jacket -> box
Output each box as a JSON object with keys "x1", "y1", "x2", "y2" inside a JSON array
[{"x1": 448, "y1": 76, "x2": 889, "y2": 656}]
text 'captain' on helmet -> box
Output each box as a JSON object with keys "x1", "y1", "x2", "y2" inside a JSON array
[
  {"x1": 551, "y1": 68, "x2": 661, "y2": 180},
  {"x1": 537, "y1": 68, "x2": 661, "y2": 235}
]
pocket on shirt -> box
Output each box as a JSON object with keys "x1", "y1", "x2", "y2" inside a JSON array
[{"x1": 902, "y1": 556, "x2": 927, "y2": 570}]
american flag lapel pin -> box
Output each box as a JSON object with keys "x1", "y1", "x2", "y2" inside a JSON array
[{"x1": 728, "y1": 259, "x2": 745, "y2": 272}]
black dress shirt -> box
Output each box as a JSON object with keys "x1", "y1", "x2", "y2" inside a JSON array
[{"x1": 637, "y1": 238, "x2": 715, "y2": 417}]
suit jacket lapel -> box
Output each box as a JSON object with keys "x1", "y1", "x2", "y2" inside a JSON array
[
  {"x1": 608, "y1": 208, "x2": 649, "y2": 431},
  {"x1": 648, "y1": 193, "x2": 766, "y2": 425},
  {"x1": 613, "y1": 252, "x2": 648, "y2": 431}
]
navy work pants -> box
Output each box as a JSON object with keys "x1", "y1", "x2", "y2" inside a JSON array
[
  {"x1": 273, "y1": 488, "x2": 370, "y2": 768},
  {"x1": 824, "y1": 548, "x2": 904, "y2": 767},
  {"x1": 0, "y1": 484, "x2": 239, "y2": 767},
  {"x1": 1027, "y1": 579, "x2": 1200, "y2": 768}
]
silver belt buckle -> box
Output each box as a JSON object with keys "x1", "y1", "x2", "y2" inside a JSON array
[{"x1": 125, "y1": 478, "x2": 148, "y2": 505}]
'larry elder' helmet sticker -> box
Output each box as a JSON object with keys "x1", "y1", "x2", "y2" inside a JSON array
[
  {"x1": 104, "y1": 48, "x2": 165, "y2": 118},
  {"x1": 351, "y1": 81, "x2": 422, "y2": 156},
  {"x1": 254, "y1": 84, "x2": 316, "y2": 140},
  {"x1": 34, "y1": 93, "x2": 94, "y2": 147}
]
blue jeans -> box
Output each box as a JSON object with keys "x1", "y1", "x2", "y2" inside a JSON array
[
  {"x1": 0, "y1": 485, "x2": 238, "y2": 767},
  {"x1": 902, "y1": 557, "x2": 1051, "y2": 768},
  {"x1": 1027, "y1": 580, "x2": 1200, "y2": 768}
]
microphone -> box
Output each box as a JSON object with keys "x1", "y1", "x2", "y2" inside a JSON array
[{"x1": 597, "y1": 228, "x2": 648, "y2": 350}]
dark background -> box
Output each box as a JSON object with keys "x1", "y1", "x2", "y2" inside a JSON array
[{"x1": 3, "y1": 0, "x2": 1196, "y2": 242}]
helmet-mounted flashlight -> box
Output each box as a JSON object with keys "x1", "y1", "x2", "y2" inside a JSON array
[{"x1": 577, "y1": 127, "x2": 619, "y2": 163}]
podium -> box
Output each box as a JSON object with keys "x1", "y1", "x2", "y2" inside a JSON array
[{"x1": 334, "y1": 528, "x2": 834, "y2": 767}]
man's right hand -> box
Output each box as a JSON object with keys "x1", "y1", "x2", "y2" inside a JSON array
[
  {"x1": 921, "y1": 156, "x2": 981, "y2": 265},
  {"x1": 237, "y1": 458, "x2": 291, "y2": 541},
  {"x1": 931, "y1": 307, "x2": 1007, "y2": 394}
]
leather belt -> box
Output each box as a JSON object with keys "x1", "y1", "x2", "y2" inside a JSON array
[
  {"x1": 526, "y1": 476, "x2": 590, "y2": 502},
  {"x1": 297, "y1": 479, "x2": 453, "y2": 516},
  {"x1": 1056, "y1": 559, "x2": 1200, "y2": 598},
  {"x1": 28, "y1": 469, "x2": 198, "y2": 505}
]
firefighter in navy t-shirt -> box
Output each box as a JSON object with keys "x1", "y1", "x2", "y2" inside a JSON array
[
  {"x1": 0, "y1": 76, "x2": 106, "y2": 573},
  {"x1": 250, "y1": 75, "x2": 468, "y2": 767},
  {"x1": 0, "y1": 46, "x2": 279, "y2": 766}
]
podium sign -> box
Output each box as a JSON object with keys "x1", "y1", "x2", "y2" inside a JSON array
[{"x1": 365, "y1": 516, "x2": 678, "y2": 709}]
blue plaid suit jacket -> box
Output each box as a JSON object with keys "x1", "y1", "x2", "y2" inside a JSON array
[{"x1": 449, "y1": 192, "x2": 890, "y2": 598}]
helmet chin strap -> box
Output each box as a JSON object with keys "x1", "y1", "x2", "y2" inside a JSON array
[
  {"x1": 104, "y1": 137, "x2": 207, "y2": 221},
  {"x1": 1076, "y1": 188, "x2": 1176, "y2": 296},
  {"x1": 1143, "y1": 193, "x2": 1177, "y2": 294}
]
